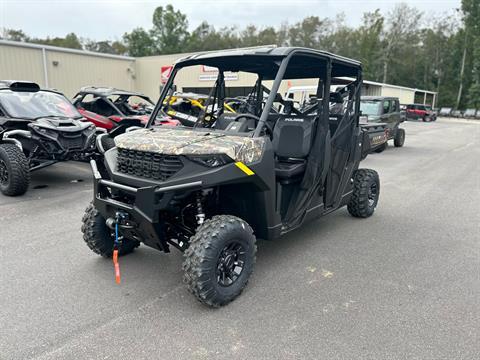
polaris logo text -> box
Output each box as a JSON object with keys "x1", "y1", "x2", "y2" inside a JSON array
[{"x1": 284, "y1": 118, "x2": 304, "y2": 122}]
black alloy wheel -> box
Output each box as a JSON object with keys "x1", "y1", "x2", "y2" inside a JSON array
[{"x1": 216, "y1": 241, "x2": 246, "y2": 287}]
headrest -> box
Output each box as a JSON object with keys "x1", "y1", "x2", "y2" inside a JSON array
[{"x1": 329, "y1": 92, "x2": 344, "y2": 103}]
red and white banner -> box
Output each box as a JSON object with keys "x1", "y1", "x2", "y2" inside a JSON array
[{"x1": 161, "y1": 65, "x2": 173, "y2": 84}]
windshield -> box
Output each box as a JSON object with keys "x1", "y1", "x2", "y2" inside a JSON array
[
  {"x1": 110, "y1": 95, "x2": 154, "y2": 116},
  {"x1": 0, "y1": 90, "x2": 81, "y2": 119},
  {"x1": 360, "y1": 100, "x2": 382, "y2": 116},
  {"x1": 157, "y1": 66, "x2": 270, "y2": 129}
]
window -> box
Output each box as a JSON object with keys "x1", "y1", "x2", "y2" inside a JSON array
[
  {"x1": 360, "y1": 100, "x2": 382, "y2": 116},
  {"x1": 390, "y1": 100, "x2": 397, "y2": 112},
  {"x1": 383, "y1": 100, "x2": 390, "y2": 114}
]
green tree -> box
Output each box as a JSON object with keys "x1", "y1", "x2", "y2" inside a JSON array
[
  {"x1": 358, "y1": 10, "x2": 384, "y2": 81},
  {"x1": 84, "y1": 40, "x2": 128, "y2": 55},
  {"x1": 462, "y1": 0, "x2": 480, "y2": 107},
  {"x1": 288, "y1": 16, "x2": 331, "y2": 48},
  {"x1": 32, "y1": 32, "x2": 83, "y2": 49},
  {"x1": 1, "y1": 28, "x2": 29, "y2": 41},
  {"x1": 123, "y1": 28, "x2": 155, "y2": 57},
  {"x1": 151, "y1": 4, "x2": 189, "y2": 54},
  {"x1": 467, "y1": 37, "x2": 480, "y2": 107},
  {"x1": 381, "y1": 4, "x2": 422, "y2": 84}
]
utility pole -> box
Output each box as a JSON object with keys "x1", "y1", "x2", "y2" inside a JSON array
[{"x1": 456, "y1": 28, "x2": 468, "y2": 109}]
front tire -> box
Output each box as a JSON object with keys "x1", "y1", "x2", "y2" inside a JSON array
[
  {"x1": 0, "y1": 144, "x2": 30, "y2": 196},
  {"x1": 183, "y1": 215, "x2": 257, "y2": 307},
  {"x1": 394, "y1": 128, "x2": 405, "y2": 147},
  {"x1": 81, "y1": 202, "x2": 140, "y2": 258},
  {"x1": 348, "y1": 169, "x2": 380, "y2": 218}
]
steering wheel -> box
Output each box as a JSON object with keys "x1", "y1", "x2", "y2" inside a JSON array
[
  {"x1": 232, "y1": 113, "x2": 259, "y2": 123},
  {"x1": 232, "y1": 113, "x2": 273, "y2": 138}
]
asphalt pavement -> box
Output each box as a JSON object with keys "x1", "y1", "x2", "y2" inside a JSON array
[{"x1": 1, "y1": 118, "x2": 479, "y2": 360}]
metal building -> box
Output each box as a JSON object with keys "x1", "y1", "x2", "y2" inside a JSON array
[
  {"x1": 0, "y1": 40, "x2": 135, "y2": 97},
  {"x1": 0, "y1": 40, "x2": 437, "y2": 106}
]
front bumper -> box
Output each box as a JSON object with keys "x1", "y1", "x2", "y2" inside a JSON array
[{"x1": 91, "y1": 159, "x2": 202, "y2": 251}]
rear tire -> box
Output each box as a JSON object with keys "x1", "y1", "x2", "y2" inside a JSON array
[
  {"x1": 183, "y1": 215, "x2": 256, "y2": 307},
  {"x1": 394, "y1": 128, "x2": 405, "y2": 147},
  {"x1": 81, "y1": 202, "x2": 140, "y2": 258},
  {"x1": 348, "y1": 169, "x2": 380, "y2": 218},
  {"x1": 0, "y1": 144, "x2": 30, "y2": 196}
]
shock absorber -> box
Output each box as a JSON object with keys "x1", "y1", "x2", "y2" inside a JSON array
[{"x1": 195, "y1": 192, "x2": 205, "y2": 225}]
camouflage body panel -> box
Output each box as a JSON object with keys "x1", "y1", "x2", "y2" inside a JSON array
[{"x1": 114, "y1": 127, "x2": 265, "y2": 164}]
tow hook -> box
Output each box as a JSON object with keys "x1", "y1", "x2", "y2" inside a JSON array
[
  {"x1": 106, "y1": 217, "x2": 117, "y2": 230},
  {"x1": 106, "y1": 211, "x2": 130, "y2": 230}
]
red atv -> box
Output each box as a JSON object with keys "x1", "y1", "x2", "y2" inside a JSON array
[
  {"x1": 405, "y1": 103, "x2": 436, "y2": 122},
  {"x1": 73, "y1": 87, "x2": 178, "y2": 136}
]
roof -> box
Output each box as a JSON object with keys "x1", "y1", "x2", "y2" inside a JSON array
[
  {"x1": 76, "y1": 86, "x2": 150, "y2": 98},
  {"x1": 361, "y1": 96, "x2": 398, "y2": 101},
  {"x1": 174, "y1": 47, "x2": 362, "y2": 80},
  {"x1": 363, "y1": 79, "x2": 437, "y2": 95},
  {"x1": 0, "y1": 80, "x2": 62, "y2": 95},
  {"x1": 178, "y1": 47, "x2": 360, "y2": 65},
  {"x1": 0, "y1": 39, "x2": 135, "y2": 61}
]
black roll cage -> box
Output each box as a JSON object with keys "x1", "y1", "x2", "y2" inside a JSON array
[
  {"x1": 74, "y1": 91, "x2": 154, "y2": 118},
  {"x1": 148, "y1": 48, "x2": 363, "y2": 136}
]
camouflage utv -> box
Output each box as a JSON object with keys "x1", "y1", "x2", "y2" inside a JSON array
[{"x1": 82, "y1": 47, "x2": 380, "y2": 307}]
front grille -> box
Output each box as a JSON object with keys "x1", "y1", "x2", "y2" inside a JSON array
[
  {"x1": 116, "y1": 148, "x2": 183, "y2": 181},
  {"x1": 59, "y1": 133, "x2": 84, "y2": 149}
]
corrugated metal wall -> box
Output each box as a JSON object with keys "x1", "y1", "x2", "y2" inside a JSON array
[
  {"x1": 381, "y1": 86, "x2": 415, "y2": 104},
  {"x1": 0, "y1": 44, "x2": 45, "y2": 85},
  {"x1": 0, "y1": 41, "x2": 135, "y2": 98},
  {"x1": 45, "y1": 51, "x2": 135, "y2": 97}
]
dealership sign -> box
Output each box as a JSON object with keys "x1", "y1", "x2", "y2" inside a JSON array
[
  {"x1": 161, "y1": 65, "x2": 173, "y2": 84},
  {"x1": 199, "y1": 73, "x2": 238, "y2": 81},
  {"x1": 199, "y1": 65, "x2": 238, "y2": 81}
]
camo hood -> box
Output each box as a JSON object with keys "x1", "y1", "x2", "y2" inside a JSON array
[{"x1": 114, "y1": 127, "x2": 265, "y2": 164}]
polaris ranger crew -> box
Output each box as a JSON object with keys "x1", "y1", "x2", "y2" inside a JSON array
[{"x1": 82, "y1": 47, "x2": 381, "y2": 307}]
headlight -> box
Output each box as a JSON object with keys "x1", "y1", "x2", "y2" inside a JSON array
[{"x1": 187, "y1": 154, "x2": 233, "y2": 168}]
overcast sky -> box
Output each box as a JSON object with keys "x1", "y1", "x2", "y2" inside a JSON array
[{"x1": 0, "y1": 0, "x2": 461, "y2": 41}]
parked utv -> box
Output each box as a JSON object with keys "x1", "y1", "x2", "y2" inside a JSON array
[
  {"x1": 81, "y1": 47, "x2": 381, "y2": 307},
  {"x1": 405, "y1": 103, "x2": 436, "y2": 121},
  {"x1": 464, "y1": 109, "x2": 477, "y2": 118},
  {"x1": 162, "y1": 91, "x2": 239, "y2": 126},
  {"x1": 451, "y1": 109, "x2": 463, "y2": 118},
  {"x1": 0, "y1": 81, "x2": 96, "y2": 196},
  {"x1": 360, "y1": 96, "x2": 405, "y2": 152},
  {"x1": 439, "y1": 107, "x2": 452, "y2": 117},
  {"x1": 73, "y1": 87, "x2": 178, "y2": 137}
]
